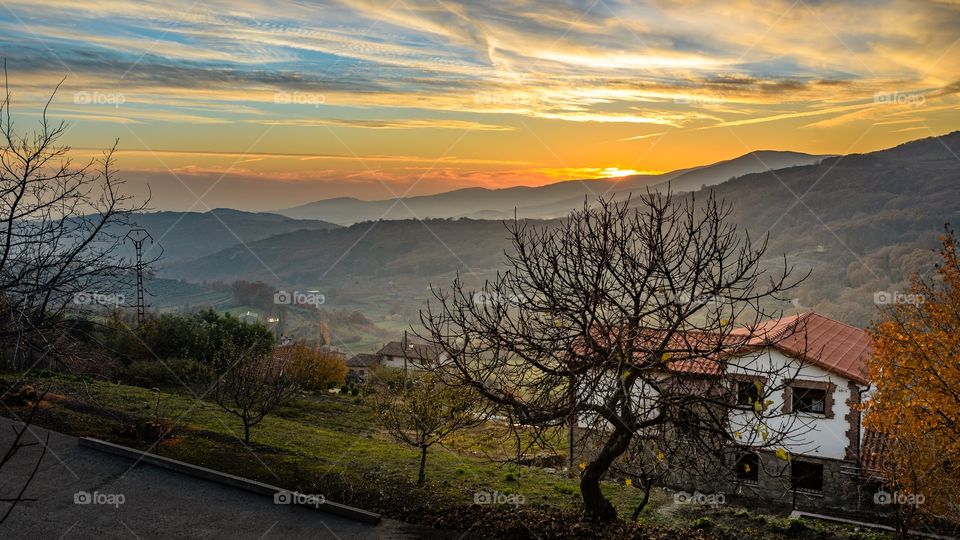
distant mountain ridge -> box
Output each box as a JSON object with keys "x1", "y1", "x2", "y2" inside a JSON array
[
  {"x1": 277, "y1": 150, "x2": 831, "y2": 224},
  {"x1": 120, "y1": 208, "x2": 339, "y2": 266},
  {"x1": 162, "y1": 131, "x2": 960, "y2": 327}
]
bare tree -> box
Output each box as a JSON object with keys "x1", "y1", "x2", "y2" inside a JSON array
[
  {"x1": 211, "y1": 343, "x2": 299, "y2": 444},
  {"x1": 367, "y1": 369, "x2": 490, "y2": 485},
  {"x1": 609, "y1": 421, "x2": 679, "y2": 521},
  {"x1": 420, "y1": 193, "x2": 812, "y2": 521},
  {"x1": 0, "y1": 65, "x2": 148, "y2": 369}
]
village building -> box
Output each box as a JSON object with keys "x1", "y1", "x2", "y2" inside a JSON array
[
  {"x1": 374, "y1": 339, "x2": 445, "y2": 370},
  {"x1": 345, "y1": 353, "x2": 379, "y2": 383},
  {"x1": 706, "y1": 312, "x2": 874, "y2": 511},
  {"x1": 579, "y1": 311, "x2": 875, "y2": 511}
]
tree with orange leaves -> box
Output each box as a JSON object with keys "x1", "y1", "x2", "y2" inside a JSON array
[{"x1": 864, "y1": 225, "x2": 960, "y2": 536}]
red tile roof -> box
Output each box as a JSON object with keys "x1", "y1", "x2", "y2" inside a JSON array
[
  {"x1": 593, "y1": 312, "x2": 873, "y2": 384},
  {"x1": 735, "y1": 312, "x2": 873, "y2": 385}
]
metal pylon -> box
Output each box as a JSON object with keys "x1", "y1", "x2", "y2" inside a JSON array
[{"x1": 125, "y1": 228, "x2": 153, "y2": 325}]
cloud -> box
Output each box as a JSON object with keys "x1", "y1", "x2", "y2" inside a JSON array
[
  {"x1": 617, "y1": 132, "x2": 666, "y2": 141},
  {"x1": 1, "y1": 0, "x2": 958, "y2": 204},
  {"x1": 250, "y1": 118, "x2": 514, "y2": 130},
  {"x1": 5, "y1": 0, "x2": 957, "y2": 123}
]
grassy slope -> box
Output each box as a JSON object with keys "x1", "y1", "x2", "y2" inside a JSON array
[{"x1": 1, "y1": 372, "x2": 888, "y2": 539}]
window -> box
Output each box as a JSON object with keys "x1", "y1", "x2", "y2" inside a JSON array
[
  {"x1": 735, "y1": 453, "x2": 759, "y2": 484},
  {"x1": 791, "y1": 460, "x2": 824, "y2": 493},
  {"x1": 736, "y1": 379, "x2": 761, "y2": 406},
  {"x1": 792, "y1": 387, "x2": 826, "y2": 414}
]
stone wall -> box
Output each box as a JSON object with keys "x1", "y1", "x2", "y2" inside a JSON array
[{"x1": 665, "y1": 451, "x2": 867, "y2": 512}]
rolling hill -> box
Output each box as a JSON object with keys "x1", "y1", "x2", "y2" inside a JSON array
[
  {"x1": 277, "y1": 151, "x2": 829, "y2": 224},
  {"x1": 119, "y1": 208, "x2": 339, "y2": 267},
  {"x1": 159, "y1": 132, "x2": 959, "y2": 328}
]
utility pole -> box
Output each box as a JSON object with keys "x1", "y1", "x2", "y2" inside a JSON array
[
  {"x1": 125, "y1": 228, "x2": 153, "y2": 326},
  {"x1": 402, "y1": 330, "x2": 409, "y2": 389}
]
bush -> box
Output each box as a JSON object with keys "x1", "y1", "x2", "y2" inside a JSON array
[
  {"x1": 280, "y1": 342, "x2": 347, "y2": 391},
  {"x1": 122, "y1": 360, "x2": 167, "y2": 386},
  {"x1": 691, "y1": 517, "x2": 714, "y2": 530},
  {"x1": 769, "y1": 517, "x2": 807, "y2": 534},
  {"x1": 121, "y1": 359, "x2": 213, "y2": 387},
  {"x1": 166, "y1": 358, "x2": 214, "y2": 385},
  {"x1": 122, "y1": 310, "x2": 275, "y2": 371}
]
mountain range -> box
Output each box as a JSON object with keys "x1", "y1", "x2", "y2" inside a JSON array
[
  {"x1": 118, "y1": 208, "x2": 338, "y2": 267},
  {"x1": 277, "y1": 150, "x2": 830, "y2": 224},
  {"x1": 148, "y1": 132, "x2": 959, "y2": 331}
]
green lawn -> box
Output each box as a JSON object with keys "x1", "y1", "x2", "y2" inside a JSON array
[{"x1": 1, "y1": 371, "x2": 889, "y2": 539}]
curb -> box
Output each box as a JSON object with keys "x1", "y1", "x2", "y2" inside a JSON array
[
  {"x1": 790, "y1": 511, "x2": 954, "y2": 540},
  {"x1": 79, "y1": 437, "x2": 381, "y2": 524}
]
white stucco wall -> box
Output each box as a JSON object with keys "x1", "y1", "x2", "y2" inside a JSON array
[
  {"x1": 577, "y1": 347, "x2": 867, "y2": 462},
  {"x1": 379, "y1": 352, "x2": 450, "y2": 370},
  {"x1": 728, "y1": 348, "x2": 860, "y2": 461}
]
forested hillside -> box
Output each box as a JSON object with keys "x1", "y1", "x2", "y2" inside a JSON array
[{"x1": 160, "y1": 133, "x2": 960, "y2": 327}]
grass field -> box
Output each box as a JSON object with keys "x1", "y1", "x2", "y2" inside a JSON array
[{"x1": 1, "y1": 371, "x2": 889, "y2": 539}]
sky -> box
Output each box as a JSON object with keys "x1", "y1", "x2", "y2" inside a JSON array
[{"x1": 1, "y1": 0, "x2": 959, "y2": 211}]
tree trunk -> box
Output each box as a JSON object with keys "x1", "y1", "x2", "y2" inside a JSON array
[
  {"x1": 580, "y1": 425, "x2": 633, "y2": 521},
  {"x1": 631, "y1": 482, "x2": 653, "y2": 522},
  {"x1": 417, "y1": 446, "x2": 428, "y2": 485},
  {"x1": 243, "y1": 421, "x2": 251, "y2": 444}
]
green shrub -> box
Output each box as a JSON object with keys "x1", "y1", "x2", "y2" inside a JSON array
[
  {"x1": 122, "y1": 359, "x2": 213, "y2": 387},
  {"x1": 122, "y1": 360, "x2": 167, "y2": 386},
  {"x1": 166, "y1": 358, "x2": 214, "y2": 385},
  {"x1": 691, "y1": 517, "x2": 714, "y2": 530},
  {"x1": 769, "y1": 517, "x2": 807, "y2": 534}
]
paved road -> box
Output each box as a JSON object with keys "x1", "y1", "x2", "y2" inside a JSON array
[{"x1": 0, "y1": 417, "x2": 448, "y2": 539}]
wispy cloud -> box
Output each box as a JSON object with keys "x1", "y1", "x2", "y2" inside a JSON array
[
  {"x1": 1, "y1": 0, "x2": 957, "y2": 205},
  {"x1": 250, "y1": 118, "x2": 514, "y2": 130}
]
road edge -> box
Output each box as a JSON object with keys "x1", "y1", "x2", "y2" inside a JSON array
[{"x1": 78, "y1": 437, "x2": 382, "y2": 524}]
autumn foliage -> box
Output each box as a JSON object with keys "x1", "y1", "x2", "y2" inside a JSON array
[
  {"x1": 864, "y1": 226, "x2": 960, "y2": 528},
  {"x1": 280, "y1": 341, "x2": 348, "y2": 391}
]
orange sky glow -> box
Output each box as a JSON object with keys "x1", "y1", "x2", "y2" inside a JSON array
[{"x1": 1, "y1": 0, "x2": 958, "y2": 210}]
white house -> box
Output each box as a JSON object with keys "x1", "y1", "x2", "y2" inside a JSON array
[
  {"x1": 375, "y1": 339, "x2": 447, "y2": 370},
  {"x1": 578, "y1": 312, "x2": 874, "y2": 509},
  {"x1": 721, "y1": 312, "x2": 873, "y2": 506}
]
